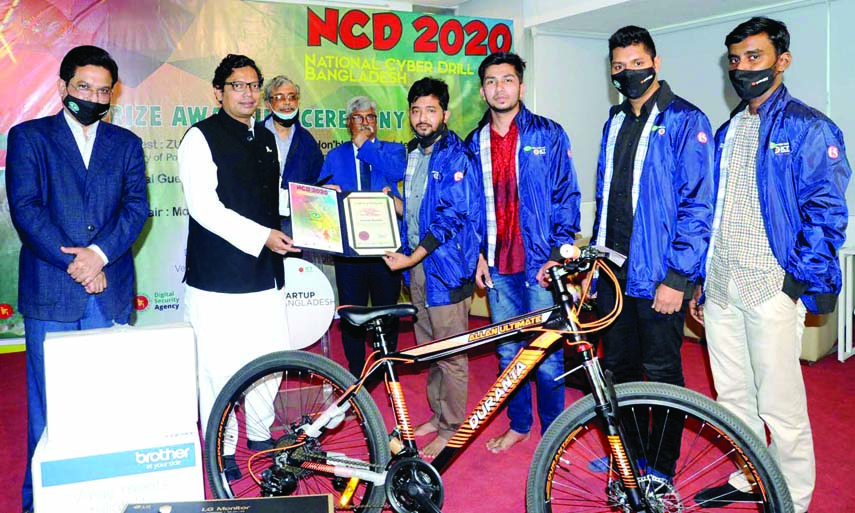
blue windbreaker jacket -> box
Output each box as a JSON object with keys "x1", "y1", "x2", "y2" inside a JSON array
[
  {"x1": 402, "y1": 130, "x2": 483, "y2": 307},
  {"x1": 705, "y1": 85, "x2": 850, "y2": 314},
  {"x1": 593, "y1": 82, "x2": 715, "y2": 299},
  {"x1": 466, "y1": 103, "x2": 581, "y2": 285}
]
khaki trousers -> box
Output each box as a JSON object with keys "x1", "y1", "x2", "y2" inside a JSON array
[
  {"x1": 704, "y1": 280, "x2": 813, "y2": 513},
  {"x1": 410, "y1": 264, "x2": 471, "y2": 438}
]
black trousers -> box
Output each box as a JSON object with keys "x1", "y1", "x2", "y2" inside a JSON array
[
  {"x1": 334, "y1": 257, "x2": 401, "y2": 377},
  {"x1": 596, "y1": 277, "x2": 687, "y2": 476}
]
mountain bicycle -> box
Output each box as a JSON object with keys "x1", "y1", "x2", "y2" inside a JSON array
[{"x1": 204, "y1": 246, "x2": 792, "y2": 512}]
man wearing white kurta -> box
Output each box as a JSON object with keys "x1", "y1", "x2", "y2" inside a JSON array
[{"x1": 178, "y1": 55, "x2": 299, "y2": 457}]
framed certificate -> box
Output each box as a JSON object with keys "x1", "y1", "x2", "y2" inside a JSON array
[
  {"x1": 288, "y1": 183, "x2": 401, "y2": 257},
  {"x1": 342, "y1": 192, "x2": 401, "y2": 256}
]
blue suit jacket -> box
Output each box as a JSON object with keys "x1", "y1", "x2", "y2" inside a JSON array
[
  {"x1": 320, "y1": 139, "x2": 406, "y2": 192},
  {"x1": 6, "y1": 111, "x2": 149, "y2": 322}
]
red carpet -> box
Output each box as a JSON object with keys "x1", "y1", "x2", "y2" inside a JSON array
[{"x1": 1, "y1": 318, "x2": 853, "y2": 512}]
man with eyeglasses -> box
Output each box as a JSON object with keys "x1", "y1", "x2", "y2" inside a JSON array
[
  {"x1": 319, "y1": 96, "x2": 406, "y2": 376},
  {"x1": 178, "y1": 54, "x2": 298, "y2": 474},
  {"x1": 260, "y1": 76, "x2": 323, "y2": 234},
  {"x1": 6, "y1": 45, "x2": 149, "y2": 513}
]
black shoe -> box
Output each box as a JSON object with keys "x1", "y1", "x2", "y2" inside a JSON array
[
  {"x1": 247, "y1": 437, "x2": 276, "y2": 451},
  {"x1": 695, "y1": 482, "x2": 762, "y2": 508},
  {"x1": 223, "y1": 454, "x2": 242, "y2": 481}
]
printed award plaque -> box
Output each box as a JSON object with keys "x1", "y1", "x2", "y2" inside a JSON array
[
  {"x1": 342, "y1": 192, "x2": 401, "y2": 256},
  {"x1": 289, "y1": 183, "x2": 400, "y2": 257}
]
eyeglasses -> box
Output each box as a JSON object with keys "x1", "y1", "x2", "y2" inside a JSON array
[
  {"x1": 351, "y1": 114, "x2": 377, "y2": 123},
  {"x1": 270, "y1": 93, "x2": 299, "y2": 104},
  {"x1": 68, "y1": 82, "x2": 112, "y2": 100},
  {"x1": 225, "y1": 81, "x2": 261, "y2": 93}
]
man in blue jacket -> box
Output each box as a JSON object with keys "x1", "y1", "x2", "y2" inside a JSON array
[
  {"x1": 591, "y1": 26, "x2": 714, "y2": 478},
  {"x1": 321, "y1": 95, "x2": 406, "y2": 376},
  {"x1": 260, "y1": 75, "x2": 324, "y2": 234},
  {"x1": 690, "y1": 18, "x2": 850, "y2": 512},
  {"x1": 466, "y1": 52, "x2": 580, "y2": 453},
  {"x1": 6, "y1": 45, "x2": 149, "y2": 513},
  {"x1": 384, "y1": 77, "x2": 482, "y2": 458}
]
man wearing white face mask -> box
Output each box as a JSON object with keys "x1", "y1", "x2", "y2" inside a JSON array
[{"x1": 260, "y1": 76, "x2": 324, "y2": 233}]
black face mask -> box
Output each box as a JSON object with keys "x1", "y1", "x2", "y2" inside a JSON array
[
  {"x1": 611, "y1": 67, "x2": 656, "y2": 100},
  {"x1": 63, "y1": 93, "x2": 110, "y2": 126},
  {"x1": 729, "y1": 66, "x2": 777, "y2": 101},
  {"x1": 414, "y1": 124, "x2": 447, "y2": 149}
]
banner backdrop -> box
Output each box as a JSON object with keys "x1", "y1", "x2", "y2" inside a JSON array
[{"x1": 0, "y1": 0, "x2": 513, "y2": 345}]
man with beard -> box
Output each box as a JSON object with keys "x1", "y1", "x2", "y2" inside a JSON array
[
  {"x1": 691, "y1": 18, "x2": 849, "y2": 512},
  {"x1": 6, "y1": 45, "x2": 149, "y2": 513},
  {"x1": 383, "y1": 77, "x2": 482, "y2": 458},
  {"x1": 588, "y1": 26, "x2": 714, "y2": 479},
  {"x1": 465, "y1": 51, "x2": 580, "y2": 453},
  {"x1": 321, "y1": 95, "x2": 406, "y2": 376},
  {"x1": 178, "y1": 55, "x2": 298, "y2": 473},
  {"x1": 260, "y1": 76, "x2": 323, "y2": 233}
]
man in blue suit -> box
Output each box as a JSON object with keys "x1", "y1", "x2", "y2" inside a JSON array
[
  {"x1": 320, "y1": 95, "x2": 406, "y2": 376},
  {"x1": 6, "y1": 45, "x2": 149, "y2": 513}
]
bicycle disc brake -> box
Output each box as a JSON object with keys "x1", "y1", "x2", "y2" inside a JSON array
[
  {"x1": 385, "y1": 458, "x2": 444, "y2": 513},
  {"x1": 607, "y1": 474, "x2": 683, "y2": 513}
]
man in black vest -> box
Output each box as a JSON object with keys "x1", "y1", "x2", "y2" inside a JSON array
[{"x1": 178, "y1": 54, "x2": 297, "y2": 470}]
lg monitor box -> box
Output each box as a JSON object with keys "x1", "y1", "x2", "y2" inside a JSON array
[{"x1": 123, "y1": 494, "x2": 333, "y2": 513}]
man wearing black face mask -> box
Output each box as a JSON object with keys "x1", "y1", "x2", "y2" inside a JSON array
[
  {"x1": 589, "y1": 26, "x2": 714, "y2": 480},
  {"x1": 260, "y1": 76, "x2": 323, "y2": 233},
  {"x1": 6, "y1": 45, "x2": 148, "y2": 513},
  {"x1": 689, "y1": 17, "x2": 850, "y2": 512},
  {"x1": 383, "y1": 77, "x2": 483, "y2": 458}
]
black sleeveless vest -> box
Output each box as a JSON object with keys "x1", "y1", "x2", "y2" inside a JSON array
[{"x1": 184, "y1": 108, "x2": 283, "y2": 293}]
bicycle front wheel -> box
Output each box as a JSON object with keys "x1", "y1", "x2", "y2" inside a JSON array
[
  {"x1": 527, "y1": 382, "x2": 793, "y2": 513},
  {"x1": 205, "y1": 350, "x2": 390, "y2": 511}
]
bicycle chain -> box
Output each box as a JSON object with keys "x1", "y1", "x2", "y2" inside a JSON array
[{"x1": 297, "y1": 448, "x2": 391, "y2": 511}]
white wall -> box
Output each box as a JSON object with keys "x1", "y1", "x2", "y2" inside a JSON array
[
  {"x1": 530, "y1": 32, "x2": 615, "y2": 234},
  {"x1": 830, "y1": 0, "x2": 855, "y2": 208}
]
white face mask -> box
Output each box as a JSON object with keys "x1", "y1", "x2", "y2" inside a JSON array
[{"x1": 272, "y1": 108, "x2": 298, "y2": 121}]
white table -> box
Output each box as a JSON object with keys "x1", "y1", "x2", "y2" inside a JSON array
[{"x1": 837, "y1": 248, "x2": 855, "y2": 361}]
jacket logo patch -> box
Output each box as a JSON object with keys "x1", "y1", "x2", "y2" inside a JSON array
[
  {"x1": 431, "y1": 170, "x2": 441, "y2": 181},
  {"x1": 453, "y1": 171, "x2": 464, "y2": 182},
  {"x1": 828, "y1": 145, "x2": 840, "y2": 159},
  {"x1": 697, "y1": 131, "x2": 708, "y2": 144},
  {"x1": 266, "y1": 146, "x2": 273, "y2": 153},
  {"x1": 769, "y1": 141, "x2": 790, "y2": 154},
  {"x1": 651, "y1": 125, "x2": 666, "y2": 135},
  {"x1": 523, "y1": 145, "x2": 547, "y2": 156}
]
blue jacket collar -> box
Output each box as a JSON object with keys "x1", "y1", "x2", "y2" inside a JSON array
[{"x1": 729, "y1": 83, "x2": 790, "y2": 119}]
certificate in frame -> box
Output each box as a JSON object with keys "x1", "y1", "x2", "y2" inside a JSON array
[{"x1": 342, "y1": 192, "x2": 401, "y2": 256}]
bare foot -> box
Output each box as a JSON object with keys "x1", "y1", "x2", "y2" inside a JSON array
[
  {"x1": 419, "y1": 434, "x2": 449, "y2": 459},
  {"x1": 414, "y1": 421, "x2": 438, "y2": 437},
  {"x1": 486, "y1": 429, "x2": 530, "y2": 453}
]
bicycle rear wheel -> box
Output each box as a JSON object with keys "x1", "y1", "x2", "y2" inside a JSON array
[
  {"x1": 527, "y1": 382, "x2": 793, "y2": 513},
  {"x1": 205, "y1": 350, "x2": 390, "y2": 511}
]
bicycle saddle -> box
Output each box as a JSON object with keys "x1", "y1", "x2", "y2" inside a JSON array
[{"x1": 338, "y1": 304, "x2": 418, "y2": 327}]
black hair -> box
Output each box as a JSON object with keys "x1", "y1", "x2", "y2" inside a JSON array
[
  {"x1": 477, "y1": 52, "x2": 526, "y2": 84},
  {"x1": 212, "y1": 54, "x2": 263, "y2": 90},
  {"x1": 59, "y1": 45, "x2": 119, "y2": 86},
  {"x1": 608, "y1": 25, "x2": 657, "y2": 60},
  {"x1": 725, "y1": 17, "x2": 790, "y2": 56},
  {"x1": 407, "y1": 77, "x2": 449, "y2": 110}
]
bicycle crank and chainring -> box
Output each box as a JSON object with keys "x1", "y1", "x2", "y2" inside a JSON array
[{"x1": 385, "y1": 458, "x2": 444, "y2": 513}]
